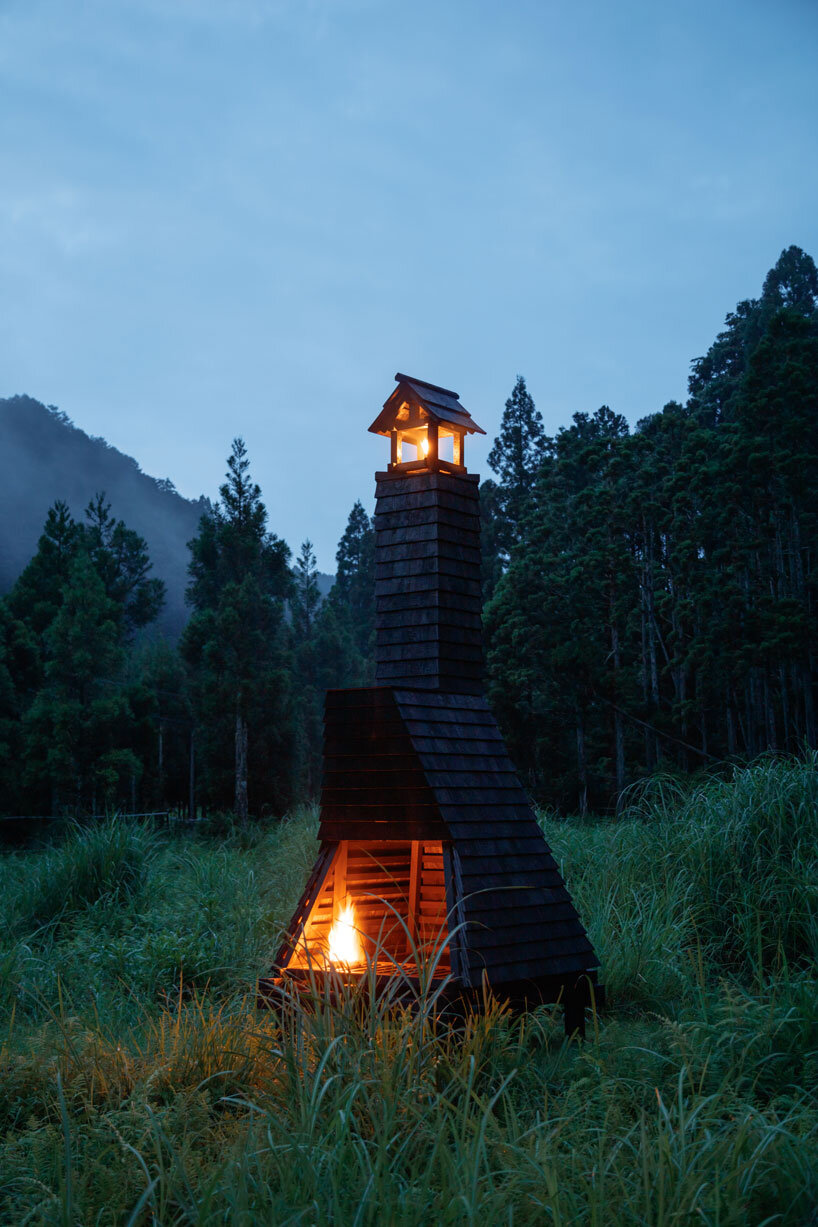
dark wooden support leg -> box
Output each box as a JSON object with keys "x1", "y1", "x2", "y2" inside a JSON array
[{"x1": 564, "y1": 988, "x2": 586, "y2": 1040}]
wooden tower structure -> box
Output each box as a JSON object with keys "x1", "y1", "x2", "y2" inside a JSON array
[{"x1": 259, "y1": 374, "x2": 601, "y2": 1033}]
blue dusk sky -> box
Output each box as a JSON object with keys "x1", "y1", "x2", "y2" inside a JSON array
[{"x1": 2, "y1": 0, "x2": 817, "y2": 569}]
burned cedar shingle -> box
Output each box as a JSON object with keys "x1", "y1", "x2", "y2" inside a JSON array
[{"x1": 260, "y1": 374, "x2": 601, "y2": 1034}]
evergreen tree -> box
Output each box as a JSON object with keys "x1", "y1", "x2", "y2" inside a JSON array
[
  {"x1": 5, "y1": 502, "x2": 82, "y2": 649},
  {"x1": 0, "y1": 607, "x2": 18, "y2": 812},
  {"x1": 84, "y1": 493, "x2": 166, "y2": 637},
  {"x1": 759, "y1": 244, "x2": 818, "y2": 315},
  {"x1": 292, "y1": 540, "x2": 322, "y2": 643},
  {"x1": 182, "y1": 438, "x2": 292, "y2": 822},
  {"x1": 290, "y1": 540, "x2": 325, "y2": 800},
  {"x1": 486, "y1": 406, "x2": 632, "y2": 811},
  {"x1": 1, "y1": 499, "x2": 166, "y2": 816},
  {"x1": 486, "y1": 248, "x2": 818, "y2": 811},
  {"x1": 22, "y1": 554, "x2": 139, "y2": 813},
  {"x1": 487, "y1": 376, "x2": 547, "y2": 556},
  {"x1": 331, "y1": 500, "x2": 375, "y2": 665},
  {"x1": 478, "y1": 478, "x2": 505, "y2": 602},
  {"x1": 127, "y1": 638, "x2": 192, "y2": 815},
  {"x1": 689, "y1": 246, "x2": 818, "y2": 427},
  {"x1": 292, "y1": 536, "x2": 371, "y2": 799}
]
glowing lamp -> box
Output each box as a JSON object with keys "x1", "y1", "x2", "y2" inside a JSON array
[{"x1": 369, "y1": 372, "x2": 486, "y2": 474}]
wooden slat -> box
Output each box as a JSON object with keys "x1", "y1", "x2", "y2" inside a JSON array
[
  {"x1": 374, "y1": 490, "x2": 480, "y2": 518},
  {"x1": 375, "y1": 471, "x2": 480, "y2": 499},
  {"x1": 318, "y1": 819, "x2": 449, "y2": 841},
  {"x1": 376, "y1": 557, "x2": 483, "y2": 581},
  {"x1": 466, "y1": 952, "x2": 597, "y2": 982},
  {"x1": 377, "y1": 626, "x2": 483, "y2": 648},
  {"x1": 376, "y1": 538, "x2": 480, "y2": 563},
  {"x1": 393, "y1": 691, "x2": 491, "y2": 710},
  {"x1": 375, "y1": 523, "x2": 481, "y2": 549},
  {"x1": 375, "y1": 642, "x2": 483, "y2": 664},
  {"x1": 376, "y1": 572, "x2": 482, "y2": 594},
  {"x1": 374, "y1": 507, "x2": 480, "y2": 533},
  {"x1": 377, "y1": 607, "x2": 482, "y2": 629}
]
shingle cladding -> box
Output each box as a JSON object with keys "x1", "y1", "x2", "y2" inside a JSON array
[
  {"x1": 369, "y1": 373, "x2": 487, "y2": 439},
  {"x1": 318, "y1": 685, "x2": 598, "y2": 989},
  {"x1": 264, "y1": 380, "x2": 599, "y2": 1014},
  {"x1": 374, "y1": 471, "x2": 484, "y2": 694}
]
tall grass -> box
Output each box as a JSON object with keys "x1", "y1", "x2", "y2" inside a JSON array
[
  {"x1": 0, "y1": 767, "x2": 816, "y2": 1223},
  {"x1": 8, "y1": 817, "x2": 158, "y2": 936}
]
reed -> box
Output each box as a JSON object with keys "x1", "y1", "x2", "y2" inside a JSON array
[{"x1": 0, "y1": 765, "x2": 816, "y2": 1223}]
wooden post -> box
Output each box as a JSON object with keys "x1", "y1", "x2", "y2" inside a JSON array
[
  {"x1": 390, "y1": 429, "x2": 398, "y2": 466},
  {"x1": 235, "y1": 706, "x2": 249, "y2": 826},
  {"x1": 453, "y1": 431, "x2": 463, "y2": 466},
  {"x1": 427, "y1": 420, "x2": 439, "y2": 469},
  {"x1": 188, "y1": 728, "x2": 196, "y2": 821},
  {"x1": 333, "y1": 841, "x2": 348, "y2": 915},
  {"x1": 408, "y1": 840, "x2": 421, "y2": 947}
]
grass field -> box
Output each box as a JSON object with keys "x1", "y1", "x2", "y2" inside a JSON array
[{"x1": 1, "y1": 757, "x2": 817, "y2": 1224}]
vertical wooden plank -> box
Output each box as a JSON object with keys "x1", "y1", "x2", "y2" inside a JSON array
[
  {"x1": 442, "y1": 842, "x2": 466, "y2": 983},
  {"x1": 274, "y1": 842, "x2": 335, "y2": 968},
  {"x1": 334, "y1": 840, "x2": 348, "y2": 914},
  {"x1": 390, "y1": 429, "x2": 398, "y2": 466},
  {"x1": 427, "y1": 420, "x2": 439, "y2": 469},
  {"x1": 407, "y1": 840, "x2": 421, "y2": 943},
  {"x1": 453, "y1": 432, "x2": 463, "y2": 466}
]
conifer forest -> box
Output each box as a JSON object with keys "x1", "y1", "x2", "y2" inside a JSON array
[{"x1": 2, "y1": 245, "x2": 817, "y2": 820}]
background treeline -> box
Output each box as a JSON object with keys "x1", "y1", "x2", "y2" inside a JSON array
[
  {"x1": 0, "y1": 443, "x2": 375, "y2": 821},
  {"x1": 483, "y1": 245, "x2": 818, "y2": 811},
  {"x1": 1, "y1": 244, "x2": 816, "y2": 819}
]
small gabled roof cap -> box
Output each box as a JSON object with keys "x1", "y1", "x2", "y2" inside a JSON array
[{"x1": 369, "y1": 372, "x2": 486, "y2": 437}]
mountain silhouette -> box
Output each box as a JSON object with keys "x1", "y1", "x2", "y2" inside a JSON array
[
  {"x1": 0, "y1": 395, "x2": 335, "y2": 636},
  {"x1": 0, "y1": 395, "x2": 212, "y2": 638}
]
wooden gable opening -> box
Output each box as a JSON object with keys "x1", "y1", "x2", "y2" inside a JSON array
[
  {"x1": 369, "y1": 373, "x2": 486, "y2": 476},
  {"x1": 277, "y1": 839, "x2": 451, "y2": 979}
]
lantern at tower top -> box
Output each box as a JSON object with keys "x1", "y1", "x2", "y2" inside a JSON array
[{"x1": 369, "y1": 373, "x2": 486, "y2": 474}]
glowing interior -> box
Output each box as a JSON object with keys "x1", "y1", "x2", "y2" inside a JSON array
[
  {"x1": 327, "y1": 899, "x2": 363, "y2": 967},
  {"x1": 289, "y1": 841, "x2": 450, "y2": 975},
  {"x1": 392, "y1": 423, "x2": 463, "y2": 467}
]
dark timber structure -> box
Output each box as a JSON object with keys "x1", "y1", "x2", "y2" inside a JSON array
[{"x1": 259, "y1": 373, "x2": 601, "y2": 1034}]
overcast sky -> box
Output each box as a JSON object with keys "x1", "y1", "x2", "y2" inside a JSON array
[{"x1": 2, "y1": 0, "x2": 817, "y2": 569}]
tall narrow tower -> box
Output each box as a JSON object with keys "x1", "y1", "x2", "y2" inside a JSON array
[
  {"x1": 370, "y1": 374, "x2": 484, "y2": 695},
  {"x1": 261, "y1": 374, "x2": 600, "y2": 1035}
]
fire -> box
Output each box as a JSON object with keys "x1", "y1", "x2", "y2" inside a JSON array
[
  {"x1": 328, "y1": 899, "x2": 363, "y2": 967},
  {"x1": 421, "y1": 436, "x2": 429, "y2": 457}
]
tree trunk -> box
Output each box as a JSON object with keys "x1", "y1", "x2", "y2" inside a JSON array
[
  {"x1": 726, "y1": 696, "x2": 737, "y2": 757},
  {"x1": 780, "y1": 664, "x2": 790, "y2": 751},
  {"x1": 235, "y1": 705, "x2": 249, "y2": 826},
  {"x1": 764, "y1": 673, "x2": 777, "y2": 752},
  {"x1": 804, "y1": 673, "x2": 816, "y2": 749},
  {"x1": 576, "y1": 713, "x2": 588, "y2": 817},
  {"x1": 610, "y1": 619, "x2": 625, "y2": 804},
  {"x1": 640, "y1": 593, "x2": 654, "y2": 772},
  {"x1": 189, "y1": 728, "x2": 196, "y2": 821},
  {"x1": 158, "y1": 721, "x2": 164, "y2": 803}
]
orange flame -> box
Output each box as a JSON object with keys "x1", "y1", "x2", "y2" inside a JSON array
[
  {"x1": 421, "y1": 436, "x2": 429, "y2": 457},
  {"x1": 328, "y1": 899, "x2": 363, "y2": 967}
]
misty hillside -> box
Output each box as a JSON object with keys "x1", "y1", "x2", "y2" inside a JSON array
[
  {"x1": 0, "y1": 396, "x2": 335, "y2": 637},
  {"x1": 0, "y1": 395, "x2": 212, "y2": 638}
]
